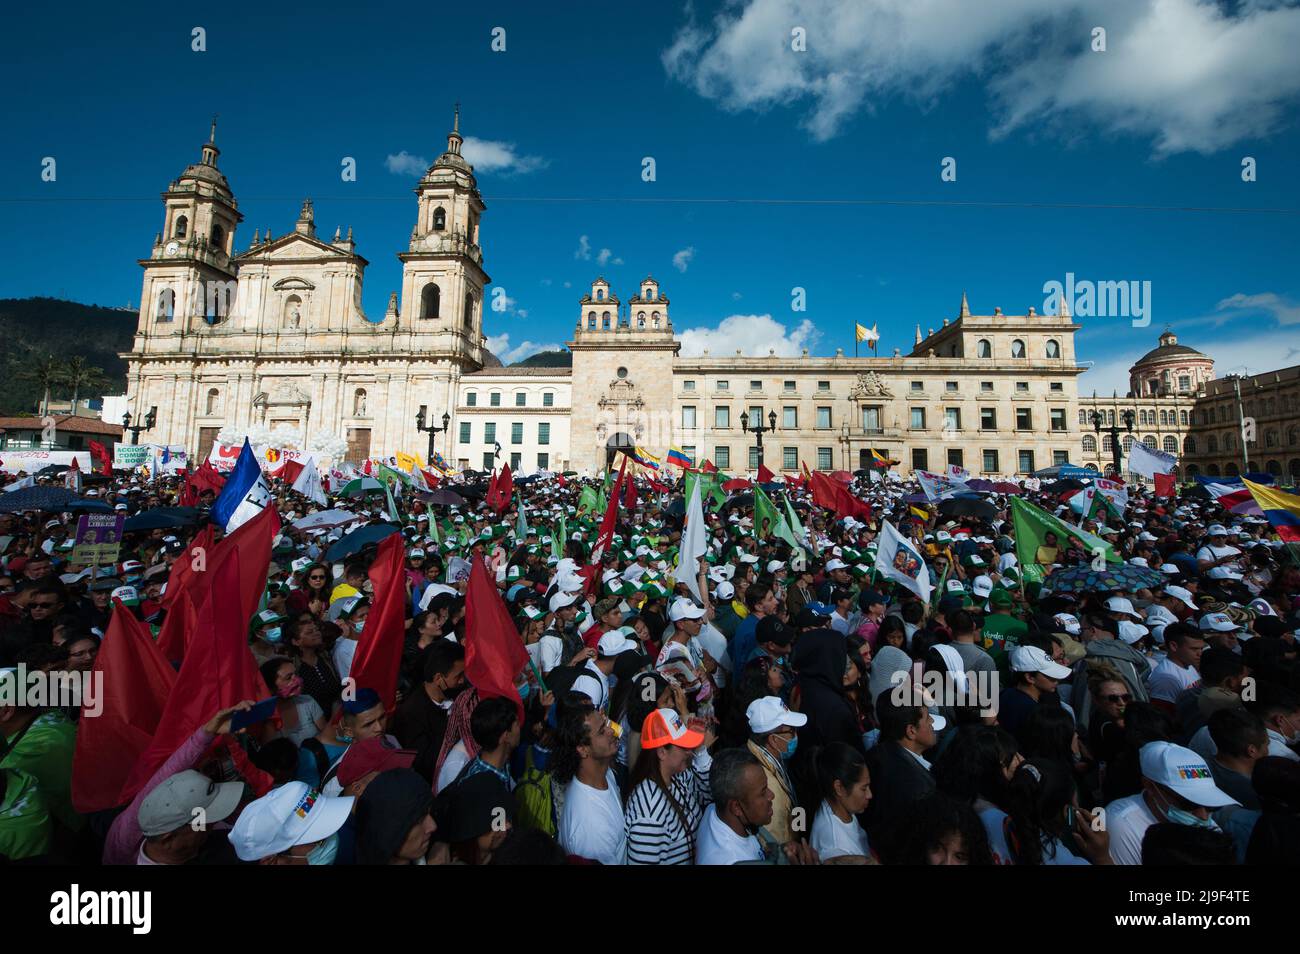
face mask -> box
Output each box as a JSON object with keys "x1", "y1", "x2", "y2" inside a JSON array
[
  {"x1": 781, "y1": 736, "x2": 798, "y2": 760},
  {"x1": 264, "y1": 626, "x2": 283, "y2": 643},
  {"x1": 353, "y1": 619, "x2": 365, "y2": 634},
  {"x1": 517, "y1": 681, "x2": 532, "y2": 702},
  {"x1": 1165, "y1": 807, "x2": 1219, "y2": 830},
  {"x1": 306, "y1": 833, "x2": 339, "y2": 865},
  {"x1": 278, "y1": 676, "x2": 303, "y2": 699}
]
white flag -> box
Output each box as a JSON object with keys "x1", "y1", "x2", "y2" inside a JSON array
[
  {"x1": 674, "y1": 475, "x2": 707, "y2": 603},
  {"x1": 292, "y1": 456, "x2": 329, "y2": 507},
  {"x1": 1127, "y1": 441, "x2": 1176, "y2": 478},
  {"x1": 916, "y1": 469, "x2": 969, "y2": 502},
  {"x1": 873, "y1": 520, "x2": 933, "y2": 603}
]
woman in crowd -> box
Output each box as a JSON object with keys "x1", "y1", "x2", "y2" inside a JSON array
[
  {"x1": 624, "y1": 709, "x2": 714, "y2": 864},
  {"x1": 998, "y1": 758, "x2": 1111, "y2": 865},
  {"x1": 287, "y1": 563, "x2": 331, "y2": 616},
  {"x1": 809, "y1": 742, "x2": 873, "y2": 862},
  {"x1": 259, "y1": 656, "x2": 325, "y2": 747},
  {"x1": 288, "y1": 614, "x2": 343, "y2": 715}
]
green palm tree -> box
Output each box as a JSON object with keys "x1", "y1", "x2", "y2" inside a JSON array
[
  {"x1": 63, "y1": 355, "x2": 110, "y2": 415},
  {"x1": 17, "y1": 354, "x2": 65, "y2": 417}
]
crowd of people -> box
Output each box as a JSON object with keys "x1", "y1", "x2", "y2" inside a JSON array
[{"x1": 2, "y1": 455, "x2": 1298, "y2": 866}]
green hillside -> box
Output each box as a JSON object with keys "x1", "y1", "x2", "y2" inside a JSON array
[
  {"x1": 0, "y1": 298, "x2": 136, "y2": 414},
  {"x1": 512, "y1": 349, "x2": 572, "y2": 368}
]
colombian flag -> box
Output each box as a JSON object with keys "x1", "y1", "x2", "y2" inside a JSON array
[
  {"x1": 1243, "y1": 479, "x2": 1300, "y2": 543},
  {"x1": 666, "y1": 447, "x2": 693, "y2": 469},
  {"x1": 629, "y1": 446, "x2": 661, "y2": 470}
]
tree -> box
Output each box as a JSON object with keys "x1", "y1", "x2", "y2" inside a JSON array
[
  {"x1": 17, "y1": 353, "x2": 65, "y2": 417},
  {"x1": 63, "y1": 355, "x2": 110, "y2": 415}
]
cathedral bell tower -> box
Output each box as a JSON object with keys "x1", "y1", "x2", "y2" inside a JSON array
[
  {"x1": 136, "y1": 119, "x2": 243, "y2": 339},
  {"x1": 397, "y1": 106, "x2": 490, "y2": 370}
]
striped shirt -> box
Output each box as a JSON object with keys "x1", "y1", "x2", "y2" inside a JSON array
[{"x1": 623, "y1": 751, "x2": 713, "y2": 865}]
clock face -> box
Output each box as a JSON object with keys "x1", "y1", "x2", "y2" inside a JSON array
[{"x1": 165, "y1": 241, "x2": 179, "y2": 256}]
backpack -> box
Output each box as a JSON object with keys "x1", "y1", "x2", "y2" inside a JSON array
[{"x1": 514, "y1": 748, "x2": 559, "y2": 837}]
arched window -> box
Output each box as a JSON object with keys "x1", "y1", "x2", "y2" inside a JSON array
[
  {"x1": 432, "y1": 207, "x2": 446, "y2": 231},
  {"x1": 977, "y1": 339, "x2": 991, "y2": 358},
  {"x1": 1121, "y1": 436, "x2": 1135, "y2": 454},
  {"x1": 174, "y1": 215, "x2": 188, "y2": 239},
  {"x1": 1288, "y1": 425, "x2": 1299, "y2": 447},
  {"x1": 652, "y1": 311, "x2": 660, "y2": 327},
  {"x1": 645, "y1": 286, "x2": 655, "y2": 301},
  {"x1": 205, "y1": 388, "x2": 220, "y2": 415},
  {"x1": 1138, "y1": 410, "x2": 1147, "y2": 426},
  {"x1": 1207, "y1": 435, "x2": 1218, "y2": 452},
  {"x1": 211, "y1": 224, "x2": 225, "y2": 252},
  {"x1": 1183, "y1": 436, "x2": 1196, "y2": 454},
  {"x1": 602, "y1": 311, "x2": 611, "y2": 330},
  {"x1": 283, "y1": 294, "x2": 303, "y2": 328},
  {"x1": 353, "y1": 388, "x2": 368, "y2": 416},
  {"x1": 1102, "y1": 435, "x2": 1113, "y2": 452},
  {"x1": 1266, "y1": 429, "x2": 1278, "y2": 447},
  {"x1": 587, "y1": 312, "x2": 596, "y2": 328},
  {"x1": 1045, "y1": 339, "x2": 1060, "y2": 359},
  {"x1": 637, "y1": 311, "x2": 646, "y2": 328},
  {"x1": 463, "y1": 292, "x2": 475, "y2": 329},
  {"x1": 420, "y1": 283, "x2": 440, "y2": 319},
  {"x1": 596, "y1": 288, "x2": 604, "y2": 301},
  {"x1": 1082, "y1": 435, "x2": 1097, "y2": 453},
  {"x1": 1224, "y1": 432, "x2": 1235, "y2": 451},
  {"x1": 1011, "y1": 339, "x2": 1025, "y2": 358},
  {"x1": 1206, "y1": 464, "x2": 1220, "y2": 476},
  {"x1": 1267, "y1": 459, "x2": 1281, "y2": 475},
  {"x1": 156, "y1": 288, "x2": 174, "y2": 322},
  {"x1": 1180, "y1": 410, "x2": 1188, "y2": 426},
  {"x1": 1143, "y1": 435, "x2": 1157, "y2": 448},
  {"x1": 1225, "y1": 462, "x2": 1240, "y2": 477},
  {"x1": 1107, "y1": 410, "x2": 1115, "y2": 426}
]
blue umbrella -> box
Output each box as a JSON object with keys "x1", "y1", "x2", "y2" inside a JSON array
[
  {"x1": 0, "y1": 486, "x2": 83, "y2": 513},
  {"x1": 65, "y1": 499, "x2": 114, "y2": 514},
  {"x1": 325, "y1": 522, "x2": 401, "y2": 562},
  {"x1": 123, "y1": 510, "x2": 192, "y2": 532}
]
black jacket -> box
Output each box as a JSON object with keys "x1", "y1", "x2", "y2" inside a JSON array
[{"x1": 864, "y1": 741, "x2": 936, "y2": 847}]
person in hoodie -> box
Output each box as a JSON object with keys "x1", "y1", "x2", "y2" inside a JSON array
[
  {"x1": 355, "y1": 768, "x2": 447, "y2": 865},
  {"x1": 1068, "y1": 613, "x2": 1152, "y2": 730}
]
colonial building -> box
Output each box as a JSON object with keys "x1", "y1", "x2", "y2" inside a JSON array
[{"x1": 1184, "y1": 365, "x2": 1300, "y2": 480}]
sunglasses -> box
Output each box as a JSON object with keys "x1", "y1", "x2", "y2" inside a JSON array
[{"x1": 1104, "y1": 693, "x2": 1132, "y2": 704}]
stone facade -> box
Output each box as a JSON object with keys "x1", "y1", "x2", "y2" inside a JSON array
[{"x1": 1184, "y1": 366, "x2": 1300, "y2": 480}]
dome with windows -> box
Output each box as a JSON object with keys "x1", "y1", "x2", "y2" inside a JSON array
[{"x1": 1128, "y1": 330, "x2": 1213, "y2": 398}]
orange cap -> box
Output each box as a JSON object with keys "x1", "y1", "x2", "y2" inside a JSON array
[{"x1": 641, "y1": 708, "x2": 705, "y2": 750}]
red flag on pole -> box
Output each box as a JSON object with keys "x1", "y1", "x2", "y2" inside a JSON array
[
  {"x1": 810, "y1": 470, "x2": 840, "y2": 511},
  {"x1": 71, "y1": 600, "x2": 178, "y2": 813},
  {"x1": 279, "y1": 458, "x2": 305, "y2": 486},
  {"x1": 347, "y1": 533, "x2": 407, "y2": 713},
  {"x1": 623, "y1": 475, "x2": 638, "y2": 511},
  {"x1": 464, "y1": 555, "x2": 529, "y2": 725},
  {"x1": 833, "y1": 484, "x2": 873, "y2": 522},
  {"x1": 700, "y1": 459, "x2": 718, "y2": 474},
  {"x1": 211, "y1": 505, "x2": 281, "y2": 627},
  {"x1": 190, "y1": 459, "x2": 226, "y2": 496},
  {"x1": 118, "y1": 546, "x2": 271, "y2": 804},
  {"x1": 88, "y1": 440, "x2": 112, "y2": 475},
  {"x1": 486, "y1": 463, "x2": 513, "y2": 514},
  {"x1": 757, "y1": 463, "x2": 776, "y2": 484},
  {"x1": 160, "y1": 525, "x2": 215, "y2": 611},
  {"x1": 1153, "y1": 472, "x2": 1176, "y2": 498}
]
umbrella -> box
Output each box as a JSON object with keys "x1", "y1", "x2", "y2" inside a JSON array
[
  {"x1": 829, "y1": 471, "x2": 852, "y2": 484},
  {"x1": 723, "y1": 492, "x2": 754, "y2": 511},
  {"x1": 965, "y1": 479, "x2": 995, "y2": 492},
  {"x1": 1041, "y1": 562, "x2": 1166, "y2": 595},
  {"x1": 457, "y1": 483, "x2": 488, "y2": 500},
  {"x1": 664, "y1": 497, "x2": 686, "y2": 518},
  {"x1": 325, "y1": 522, "x2": 401, "y2": 562},
  {"x1": 65, "y1": 499, "x2": 114, "y2": 514},
  {"x1": 291, "y1": 508, "x2": 362, "y2": 531},
  {"x1": 936, "y1": 496, "x2": 999, "y2": 520},
  {"x1": 1043, "y1": 478, "x2": 1085, "y2": 494},
  {"x1": 992, "y1": 482, "x2": 1023, "y2": 495},
  {"x1": 34, "y1": 464, "x2": 71, "y2": 477},
  {"x1": 149, "y1": 506, "x2": 202, "y2": 524},
  {"x1": 124, "y1": 510, "x2": 192, "y2": 532},
  {"x1": 340, "y1": 476, "x2": 384, "y2": 497},
  {"x1": 417, "y1": 489, "x2": 466, "y2": 507},
  {"x1": 0, "y1": 486, "x2": 83, "y2": 513},
  {"x1": 903, "y1": 492, "x2": 930, "y2": 504},
  {"x1": 561, "y1": 471, "x2": 579, "y2": 477}
]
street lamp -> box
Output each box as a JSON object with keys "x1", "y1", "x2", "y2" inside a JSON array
[
  {"x1": 740, "y1": 408, "x2": 778, "y2": 469},
  {"x1": 415, "y1": 406, "x2": 452, "y2": 465},
  {"x1": 1226, "y1": 373, "x2": 1251, "y2": 476},
  {"x1": 1090, "y1": 405, "x2": 1134, "y2": 477},
  {"x1": 122, "y1": 406, "x2": 157, "y2": 445}
]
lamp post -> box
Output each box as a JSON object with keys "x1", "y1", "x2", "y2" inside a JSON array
[
  {"x1": 1090, "y1": 407, "x2": 1134, "y2": 477},
  {"x1": 1226, "y1": 373, "x2": 1250, "y2": 476},
  {"x1": 122, "y1": 406, "x2": 157, "y2": 445},
  {"x1": 740, "y1": 408, "x2": 778, "y2": 470},
  {"x1": 415, "y1": 407, "x2": 452, "y2": 465}
]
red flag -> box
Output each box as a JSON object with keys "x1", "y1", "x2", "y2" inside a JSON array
[
  {"x1": 721, "y1": 478, "x2": 752, "y2": 493},
  {"x1": 88, "y1": 439, "x2": 112, "y2": 475},
  {"x1": 1153, "y1": 472, "x2": 1176, "y2": 498},
  {"x1": 190, "y1": 459, "x2": 226, "y2": 495},
  {"x1": 757, "y1": 463, "x2": 776, "y2": 484},
  {"x1": 810, "y1": 470, "x2": 840, "y2": 511},
  {"x1": 464, "y1": 556, "x2": 529, "y2": 725},
  {"x1": 421, "y1": 469, "x2": 441, "y2": 487},
  {"x1": 155, "y1": 585, "x2": 197, "y2": 666},
  {"x1": 118, "y1": 546, "x2": 271, "y2": 804},
  {"x1": 834, "y1": 484, "x2": 873, "y2": 522},
  {"x1": 486, "y1": 463, "x2": 513, "y2": 514},
  {"x1": 647, "y1": 477, "x2": 671, "y2": 494},
  {"x1": 556, "y1": 473, "x2": 568, "y2": 488},
  {"x1": 210, "y1": 505, "x2": 281, "y2": 627},
  {"x1": 593, "y1": 457, "x2": 627, "y2": 564},
  {"x1": 623, "y1": 476, "x2": 638, "y2": 511},
  {"x1": 160, "y1": 525, "x2": 215, "y2": 612},
  {"x1": 700, "y1": 459, "x2": 718, "y2": 474},
  {"x1": 348, "y1": 533, "x2": 406, "y2": 713},
  {"x1": 71, "y1": 600, "x2": 178, "y2": 813},
  {"x1": 279, "y1": 458, "x2": 305, "y2": 486}
]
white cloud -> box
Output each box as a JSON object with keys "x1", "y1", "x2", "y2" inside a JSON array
[
  {"x1": 664, "y1": 0, "x2": 1300, "y2": 155},
  {"x1": 673, "y1": 247, "x2": 696, "y2": 272},
  {"x1": 483, "y1": 333, "x2": 563, "y2": 365},
  {"x1": 384, "y1": 150, "x2": 428, "y2": 176},
  {"x1": 731, "y1": 291, "x2": 743, "y2": 300},
  {"x1": 1214, "y1": 292, "x2": 1300, "y2": 326},
  {"x1": 596, "y1": 248, "x2": 624, "y2": 267},
  {"x1": 575, "y1": 235, "x2": 592, "y2": 260},
  {"x1": 563, "y1": 281, "x2": 572, "y2": 289},
  {"x1": 459, "y1": 136, "x2": 548, "y2": 175},
  {"x1": 677, "y1": 313, "x2": 820, "y2": 357}
]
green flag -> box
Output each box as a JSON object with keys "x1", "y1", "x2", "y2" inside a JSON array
[
  {"x1": 552, "y1": 514, "x2": 566, "y2": 560},
  {"x1": 1009, "y1": 496, "x2": 1119, "y2": 569},
  {"x1": 384, "y1": 480, "x2": 400, "y2": 523},
  {"x1": 783, "y1": 494, "x2": 806, "y2": 544},
  {"x1": 577, "y1": 485, "x2": 599, "y2": 514},
  {"x1": 429, "y1": 513, "x2": 441, "y2": 545},
  {"x1": 1087, "y1": 488, "x2": 1124, "y2": 525},
  {"x1": 754, "y1": 486, "x2": 802, "y2": 552},
  {"x1": 378, "y1": 463, "x2": 412, "y2": 487},
  {"x1": 515, "y1": 492, "x2": 527, "y2": 541}
]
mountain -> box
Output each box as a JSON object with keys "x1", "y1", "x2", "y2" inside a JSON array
[
  {"x1": 511, "y1": 350, "x2": 572, "y2": 368},
  {"x1": 0, "y1": 298, "x2": 136, "y2": 414}
]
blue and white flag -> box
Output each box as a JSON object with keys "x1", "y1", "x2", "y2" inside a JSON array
[
  {"x1": 211, "y1": 438, "x2": 272, "y2": 532},
  {"x1": 873, "y1": 520, "x2": 933, "y2": 603}
]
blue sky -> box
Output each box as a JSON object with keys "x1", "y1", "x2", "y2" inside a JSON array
[{"x1": 2, "y1": 0, "x2": 1298, "y2": 394}]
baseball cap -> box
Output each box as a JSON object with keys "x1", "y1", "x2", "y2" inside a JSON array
[
  {"x1": 1139, "y1": 742, "x2": 1238, "y2": 808},
  {"x1": 668, "y1": 598, "x2": 706, "y2": 622},
  {"x1": 641, "y1": 708, "x2": 705, "y2": 750},
  {"x1": 824, "y1": 558, "x2": 849, "y2": 572},
  {"x1": 549, "y1": 591, "x2": 579, "y2": 612},
  {"x1": 746, "y1": 696, "x2": 809, "y2": 734},
  {"x1": 1163, "y1": 585, "x2": 1197, "y2": 610},
  {"x1": 334, "y1": 735, "x2": 417, "y2": 788},
  {"x1": 971, "y1": 575, "x2": 994, "y2": 598},
  {"x1": 1009, "y1": 645, "x2": 1071, "y2": 680},
  {"x1": 138, "y1": 769, "x2": 243, "y2": 837},
  {"x1": 988, "y1": 588, "x2": 1014, "y2": 609},
  {"x1": 714, "y1": 581, "x2": 735, "y2": 601},
  {"x1": 228, "y1": 782, "x2": 354, "y2": 861},
  {"x1": 111, "y1": 585, "x2": 140, "y2": 606},
  {"x1": 795, "y1": 605, "x2": 831, "y2": 628},
  {"x1": 766, "y1": 559, "x2": 786, "y2": 574},
  {"x1": 597, "y1": 629, "x2": 638, "y2": 657},
  {"x1": 1105, "y1": 596, "x2": 1142, "y2": 619},
  {"x1": 1207, "y1": 524, "x2": 1229, "y2": 536},
  {"x1": 326, "y1": 595, "x2": 363, "y2": 621},
  {"x1": 1052, "y1": 613, "x2": 1081, "y2": 636},
  {"x1": 756, "y1": 615, "x2": 794, "y2": 648},
  {"x1": 1118, "y1": 620, "x2": 1150, "y2": 645},
  {"x1": 1199, "y1": 612, "x2": 1239, "y2": 633}
]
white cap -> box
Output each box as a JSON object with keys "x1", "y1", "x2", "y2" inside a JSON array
[
  {"x1": 326, "y1": 595, "x2": 363, "y2": 621},
  {"x1": 1159, "y1": 563, "x2": 1181, "y2": 575},
  {"x1": 1248, "y1": 598, "x2": 1276, "y2": 617},
  {"x1": 635, "y1": 545, "x2": 651, "y2": 557},
  {"x1": 1207, "y1": 524, "x2": 1229, "y2": 536},
  {"x1": 1162, "y1": 585, "x2": 1197, "y2": 610},
  {"x1": 1198, "y1": 612, "x2": 1239, "y2": 633},
  {"x1": 1009, "y1": 645, "x2": 1071, "y2": 680},
  {"x1": 708, "y1": 565, "x2": 735, "y2": 583},
  {"x1": 971, "y1": 575, "x2": 994, "y2": 598},
  {"x1": 1118, "y1": 620, "x2": 1149, "y2": 645},
  {"x1": 825, "y1": 558, "x2": 849, "y2": 572},
  {"x1": 228, "y1": 782, "x2": 354, "y2": 861},
  {"x1": 1053, "y1": 613, "x2": 1081, "y2": 636},
  {"x1": 1104, "y1": 596, "x2": 1142, "y2": 620},
  {"x1": 714, "y1": 581, "x2": 735, "y2": 601},
  {"x1": 1130, "y1": 557, "x2": 1150, "y2": 567},
  {"x1": 549, "y1": 590, "x2": 579, "y2": 613},
  {"x1": 766, "y1": 559, "x2": 786, "y2": 574},
  {"x1": 668, "y1": 598, "x2": 706, "y2": 622},
  {"x1": 1138, "y1": 742, "x2": 1238, "y2": 808},
  {"x1": 746, "y1": 696, "x2": 809, "y2": 734},
  {"x1": 596, "y1": 629, "x2": 638, "y2": 657}
]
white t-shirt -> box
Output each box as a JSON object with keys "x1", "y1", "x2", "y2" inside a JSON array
[
  {"x1": 435, "y1": 741, "x2": 470, "y2": 795},
  {"x1": 1196, "y1": 544, "x2": 1243, "y2": 579},
  {"x1": 571, "y1": 660, "x2": 610, "y2": 710},
  {"x1": 1105, "y1": 793, "x2": 1158, "y2": 865},
  {"x1": 1146, "y1": 657, "x2": 1200, "y2": 704},
  {"x1": 810, "y1": 800, "x2": 870, "y2": 861},
  {"x1": 332, "y1": 637, "x2": 357, "y2": 682},
  {"x1": 558, "y1": 769, "x2": 626, "y2": 865},
  {"x1": 1266, "y1": 728, "x2": 1300, "y2": 762},
  {"x1": 696, "y1": 805, "x2": 764, "y2": 865},
  {"x1": 536, "y1": 633, "x2": 566, "y2": 674}
]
